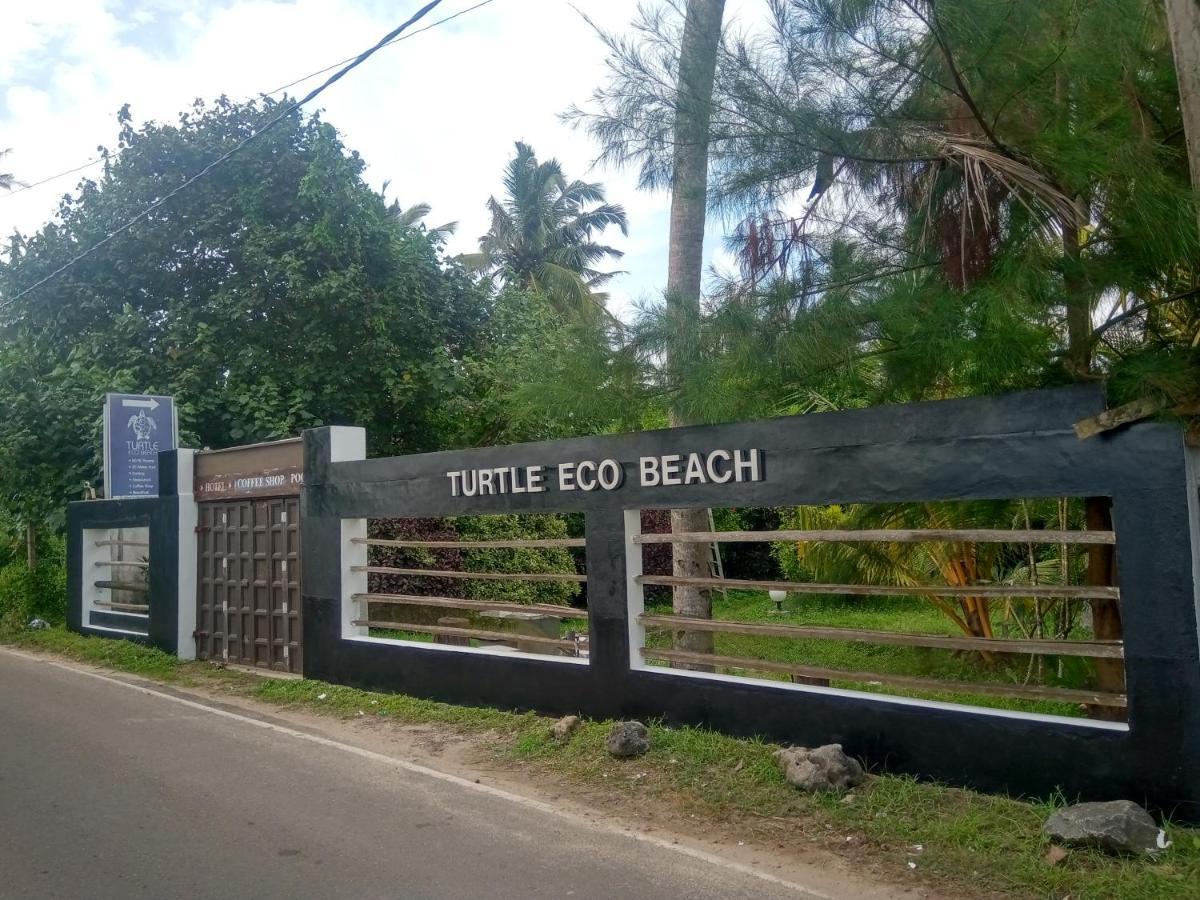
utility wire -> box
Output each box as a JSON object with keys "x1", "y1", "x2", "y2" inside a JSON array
[
  {"x1": 1, "y1": 0, "x2": 447, "y2": 311},
  {"x1": 0, "y1": 0, "x2": 497, "y2": 207},
  {"x1": 1, "y1": 157, "x2": 104, "y2": 199},
  {"x1": 264, "y1": 0, "x2": 496, "y2": 96}
]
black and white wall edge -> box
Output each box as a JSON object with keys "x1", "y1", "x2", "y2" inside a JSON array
[{"x1": 301, "y1": 385, "x2": 1200, "y2": 818}]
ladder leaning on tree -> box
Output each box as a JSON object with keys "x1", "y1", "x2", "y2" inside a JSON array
[{"x1": 705, "y1": 508, "x2": 727, "y2": 596}]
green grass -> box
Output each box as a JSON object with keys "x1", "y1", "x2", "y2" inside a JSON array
[
  {"x1": 644, "y1": 591, "x2": 1101, "y2": 718},
  {"x1": 9, "y1": 627, "x2": 184, "y2": 679},
  {"x1": 4, "y1": 625, "x2": 1194, "y2": 899}
]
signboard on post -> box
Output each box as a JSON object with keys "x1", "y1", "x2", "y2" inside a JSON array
[{"x1": 103, "y1": 393, "x2": 178, "y2": 498}]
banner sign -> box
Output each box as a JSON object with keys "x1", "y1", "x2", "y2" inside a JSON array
[
  {"x1": 103, "y1": 393, "x2": 178, "y2": 498},
  {"x1": 193, "y1": 438, "x2": 303, "y2": 500}
]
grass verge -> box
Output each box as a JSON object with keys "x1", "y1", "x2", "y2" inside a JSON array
[{"x1": 4, "y1": 626, "x2": 1197, "y2": 900}]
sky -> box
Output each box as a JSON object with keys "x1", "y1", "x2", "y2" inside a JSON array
[{"x1": 0, "y1": 0, "x2": 759, "y2": 320}]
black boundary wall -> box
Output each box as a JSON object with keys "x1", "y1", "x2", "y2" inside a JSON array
[
  {"x1": 300, "y1": 385, "x2": 1200, "y2": 818},
  {"x1": 66, "y1": 465, "x2": 182, "y2": 654}
]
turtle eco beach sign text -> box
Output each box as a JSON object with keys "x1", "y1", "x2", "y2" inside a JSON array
[
  {"x1": 103, "y1": 393, "x2": 178, "y2": 498},
  {"x1": 445, "y1": 448, "x2": 764, "y2": 497}
]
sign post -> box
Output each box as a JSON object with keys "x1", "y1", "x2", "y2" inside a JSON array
[{"x1": 103, "y1": 393, "x2": 178, "y2": 498}]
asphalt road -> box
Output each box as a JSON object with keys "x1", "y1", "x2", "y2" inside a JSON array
[{"x1": 0, "y1": 650, "x2": 822, "y2": 899}]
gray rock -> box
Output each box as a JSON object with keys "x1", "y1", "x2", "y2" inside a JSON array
[
  {"x1": 551, "y1": 715, "x2": 582, "y2": 742},
  {"x1": 774, "y1": 744, "x2": 864, "y2": 793},
  {"x1": 1044, "y1": 800, "x2": 1169, "y2": 855},
  {"x1": 605, "y1": 721, "x2": 650, "y2": 758}
]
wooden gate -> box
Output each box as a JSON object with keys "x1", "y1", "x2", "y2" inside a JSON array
[{"x1": 196, "y1": 497, "x2": 301, "y2": 672}]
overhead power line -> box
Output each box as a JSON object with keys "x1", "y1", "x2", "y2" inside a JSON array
[
  {"x1": 0, "y1": 0, "x2": 497, "y2": 208},
  {"x1": 1, "y1": 0, "x2": 449, "y2": 311},
  {"x1": 265, "y1": 0, "x2": 497, "y2": 96},
  {"x1": 1, "y1": 157, "x2": 105, "y2": 199}
]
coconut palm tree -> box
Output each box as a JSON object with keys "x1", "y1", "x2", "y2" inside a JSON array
[
  {"x1": 379, "y1": 181, "x2": 458, "y2": 240},
  {"x1": 465, "y1": 142, "x2": 628, "y2": 319}
]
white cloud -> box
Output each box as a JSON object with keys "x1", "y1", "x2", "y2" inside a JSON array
[{"x1": 0, "y1": 0, "x2": 767, "y2": 318}]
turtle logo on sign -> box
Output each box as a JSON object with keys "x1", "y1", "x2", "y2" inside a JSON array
[{"x1": 127, "y1": 409, "x2": 157, "y2": 442}]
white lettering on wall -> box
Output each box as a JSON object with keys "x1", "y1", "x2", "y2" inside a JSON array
[
  {"x1": 558, "y1": 462, "x2": 577, "y2": 491},
  {"x1": 640, "y1": 457, "x2": 661, "y2": 487},
  {"x1": 447, "y1": 450, "x2": 762, "y2": 495}
]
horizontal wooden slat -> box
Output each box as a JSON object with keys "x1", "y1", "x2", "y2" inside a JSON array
[
  {"x1": 636, "y1": 575, "x2": 1118, "y2": 601},
  {"x1": 93, "y1": 580, "x2": 151, "y2": 593},
  {"x1": 355, "y1": 537, "x2": 585, "y2": 550},
  {"x1": 353, "y1": 566, "x2": 587, "y2": 583},
  {"x1": 93, "y1": 540, "x2": 150, "y2": 548},
  {"x1": 638, "y1": 615, "x2": 1124, "y2": 659},
  {"x1": 353, "y1": 593, "x2": 582, "y2": 619},
  {"x1": 633, "y1": 529, "x2": 1115, "y2": 546},
  {"x1": 93, "y1": 601, "x2": 150, "y2": 613},
  {"x1": 354, "y1": 620, "x2": 578, "y2": 650},
  {"x1": 639, "y1": 647, "x2": 1127, "y2": 708},
  {"x1": 94, "y1": 560, "x2": 150, "y2": 568}
]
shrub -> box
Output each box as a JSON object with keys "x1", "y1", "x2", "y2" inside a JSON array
[
  {"x1": 367, "y1": 514, "x2": 581, "y2": 607},
  {"x1": 0, "y1": 534, "x2": 67, "y2": 632},
  {"x1": 453, "y1": 514, "x2": 581, "y2": 607},
  {"x1": 367, "y1": 517, "x2": 464, "y2": 597}
]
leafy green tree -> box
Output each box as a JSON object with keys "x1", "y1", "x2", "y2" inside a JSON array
[
  {"x1": 447, "y1": 285, "x2": 654, "y2": 446},
  {"x1": 582, "y1": 0, "x2": 1197, "y2": 414},
  {"x1": 464, "y1": 141, "x2": 629, "y2": 320},
  {"x1": 0, "y1": 97, "x2": 490, "y2": 531}
]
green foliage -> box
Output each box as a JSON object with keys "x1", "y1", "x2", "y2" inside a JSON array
[
  {"x1": 451, "y1": 513, "x2": 581, "y2": 606},
  {"x1": 450, "y1": 286, "x2": 656, "y2": 445},
  {"x1": 0, "y1": 537, "x2": 67, "y2": 632},
  {"x1": 0, "y1": 96, "x2": 491, "y2": 526},
  {"x1": 773, "y1": 500, "x2": 1088, "y2": 640},
  {"x1": 579, "y1": 0, "x2": 1200, "y2": 421}
]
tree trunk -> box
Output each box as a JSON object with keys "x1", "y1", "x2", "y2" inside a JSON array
[
  {"x1": 1086, "y1": 496, "x2": 1125, "y2": 719},
  {"x1": 1063, "y1": 214, "x2": 1126, "y2": 717},
  {"x1": 665, "y1": 0, "x2": 726, "y2": 666},
  {"x1": 25, "y1": 522, "x2": 37, "y2": 571},
  {"x1": 1165, "y1": 0, "x2": 1200, "y2": 232}
]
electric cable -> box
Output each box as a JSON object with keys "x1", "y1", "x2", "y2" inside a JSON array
[
  {"x1": 0, "y1": 0, "x2": 498, "y2": 207},
  {"x1": 1, "y1": 0, "x2": 449, "y2": 310}
]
